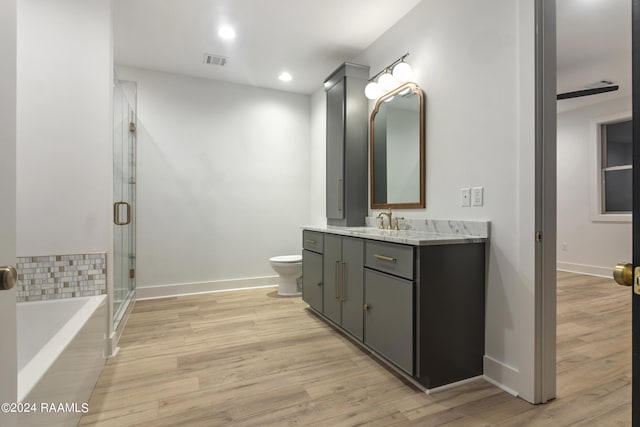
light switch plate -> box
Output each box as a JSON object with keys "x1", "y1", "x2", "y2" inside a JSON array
[
  {"x1": 472, "y1": 187, "x2": 483, "y2": 206},
  {"x1": 460, "y1": 188, "x2": 471, "y2": 207}
]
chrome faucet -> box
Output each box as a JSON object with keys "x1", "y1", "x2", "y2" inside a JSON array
[{"x1": 376, "y1": 208, "x2": 393, "y2": 230}]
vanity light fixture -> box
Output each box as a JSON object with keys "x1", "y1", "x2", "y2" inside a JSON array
[
  {"x1": 365, "y1": 53, "x2": 413, "y2": 100},
  {"x1": 279, "y1": 72, "x2": 292, "y2": 82},
  {"x1": 377, "y1": 71, "x2": 397, "y2": 92}
]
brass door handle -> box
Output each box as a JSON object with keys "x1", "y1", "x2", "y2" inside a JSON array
[
  {"x1": 0, "y1": 266, "x2": 17, "y2": 291},
  {"x1": 613, "y1": 262, "x2": 633, "y2": 287},
  {"x1": 114, "y1": 201, "x2": 131, "y2": 225}
]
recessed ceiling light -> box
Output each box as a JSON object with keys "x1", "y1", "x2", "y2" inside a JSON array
[
  {"x1": 218, "y1": 26, "x2": 236, "y2": 40},
  {"x1": 279, "y1": 72, "x2": 292, "y2": 82}
]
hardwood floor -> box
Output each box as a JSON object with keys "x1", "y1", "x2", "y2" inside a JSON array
[{"x1": 80, "y1": 271, "x2": 631, "y2": 426}]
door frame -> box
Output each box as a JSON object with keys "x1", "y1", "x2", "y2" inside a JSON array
[
  {"x1": 0, "y1": 0, "x2": 18, "y2": 425},
  {"x1": 535, "y1": 0, "x2": 557, "y2": 404},
  {"x1": 631, "y1": 0, "x2": 639, "y2": 421},
  {"x1": 539, "y1": 0, "x2": 638, "y2": 416}
]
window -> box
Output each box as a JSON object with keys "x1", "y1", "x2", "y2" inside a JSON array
[
  {"x1": 589, "y1": 112, "x2": 632, "y2": 222},
  {"x1": 600, "y1": 119, "x2": 632, "y2": 213}
]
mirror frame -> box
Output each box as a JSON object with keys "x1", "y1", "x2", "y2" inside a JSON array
[{"x1": 370, "y1": 82, "x2": 425, "y2": 209}]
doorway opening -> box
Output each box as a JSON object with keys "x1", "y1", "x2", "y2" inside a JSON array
[{"x1": 553, "y1": 0, "x2": 632, "y2": 415}]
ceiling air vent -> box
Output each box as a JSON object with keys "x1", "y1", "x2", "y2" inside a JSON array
[{"x1": 202, "y1": 53, "x2": 228, "y2": 66}]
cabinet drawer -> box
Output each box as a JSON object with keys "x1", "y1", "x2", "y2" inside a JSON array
[
  {"x1": 365, "y1": 240, "x2": 414, "y2": 280},
  {"x1": 303, "y1": 231, "x2": 324, "y2": 253}
]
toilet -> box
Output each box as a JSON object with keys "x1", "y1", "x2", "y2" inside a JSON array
[{"x1": 269, "y1": 255, "x2": 303, "y2": 296}]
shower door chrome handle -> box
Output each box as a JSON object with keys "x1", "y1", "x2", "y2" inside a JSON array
[
  {"x1": 113, "y1": 202, "x2": 131, "y2": 225},
  {"x1": 0, "y1": 266, "x2": 17, "y2": 290}
]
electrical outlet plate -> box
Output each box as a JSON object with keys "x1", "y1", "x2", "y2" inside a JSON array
[
  {"x1": 472, "y1": 187, "x2": 483, "y2": 206},
  {"x1": 460, "y1": 188, "x2": 471, "y2": 207}
]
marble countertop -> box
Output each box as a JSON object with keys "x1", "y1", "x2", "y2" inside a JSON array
[{"x1": 301, "y1": 224, "x2": 487, "y2": 246}]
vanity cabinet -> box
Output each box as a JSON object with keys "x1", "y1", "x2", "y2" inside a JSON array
[
  {"x1": 301, "y1": 227, "x2": 486, "y2": 391},
  {"x1": 302, "y1": 250, "x2": 323, "y2": 312},
  {"x1": 363, "y1": 240, "x2": 415, "y2": 374},
  {"x1": 302, "y1": 231, "x2": 324, "y2": 313},
  {"x1": 324, "y1": 63, "x2": 369, "y2": 226},
  {"x1": 323, "y1": 234, "x2": 364, "y2": 340},
  {"x1": 364, "y1": 269, "x2": 413, "y2": 374}
]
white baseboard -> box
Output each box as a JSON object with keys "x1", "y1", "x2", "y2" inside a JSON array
[
  {"x1": 483, "y1": 355, "x2": 519, "y2": 397},
  {"x1": 136, "y1": 275, "x2": 279, "y2": 300},
  {"x1": 556, "y1": 262, "x2": 612, "y2": 278}
]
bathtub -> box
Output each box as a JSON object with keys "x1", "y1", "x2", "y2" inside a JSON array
[{"x1": 17, "y1": 295, "x2": 107, "y2": 426}]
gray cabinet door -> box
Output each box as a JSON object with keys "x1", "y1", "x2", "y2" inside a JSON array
[
  {"x1": 302, "y1": 250, "x2": 323, "y2": 312},
  {"x1": 364, "y1": 269, "x2": 414, "y2": 374},
  {"x1": 341, "y1": 237, "x2": 364, "y2": 340},
  {"x1": 322, "y1": 234, "x2": 342, "y2": 324},
  {"x1": 326, "y1": 78, "x2": 345, "y2": 220}
]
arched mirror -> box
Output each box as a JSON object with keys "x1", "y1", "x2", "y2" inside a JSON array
[{"x1": 370, "y1": 82, "x2": 425, "y2": 209}]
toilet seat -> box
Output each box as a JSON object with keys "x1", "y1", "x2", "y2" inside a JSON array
[{"x1": 270, "y1": 255, "x2": 302, "y2": 263}]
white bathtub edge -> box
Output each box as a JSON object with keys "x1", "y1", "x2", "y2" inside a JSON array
[{"x1": 17, "y1": 295, "x2": 107, "y2": 402}]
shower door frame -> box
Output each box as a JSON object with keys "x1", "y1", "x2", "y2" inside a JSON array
[{"x1": 112, "y1": 77, "x2": 137, "y2": 348}]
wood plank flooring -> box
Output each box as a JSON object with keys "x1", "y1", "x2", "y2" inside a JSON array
[{"x1": 80, "y1": 271, "x2": 632, "y2": 426}]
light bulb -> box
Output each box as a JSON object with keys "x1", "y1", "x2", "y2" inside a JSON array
[
  {"x1": 378, "y1": 71, "x2": 398, "y2": 92},
  {"x1": 218, "y1": 26, "x2": 236, "y2": 40},
  {"x1": 392, "y1": 62, "x2": 412, "y2": 83},
  {"x1": 279, "y1": 72, "x2": 292, "y2": 82},
  {"x1": 365, "y1": 81, "x2": 382, "y2": 100}
]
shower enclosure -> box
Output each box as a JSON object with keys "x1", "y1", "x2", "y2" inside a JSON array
[{"x1": 113, "y1": 77, "x2": 137, "y2": 332}]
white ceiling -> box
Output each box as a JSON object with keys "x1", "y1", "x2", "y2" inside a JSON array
[
  {"x1": 556, "y1": 0, "x2": 631, "y2": 112},
  {"x1": 114, "y1": 0, "x2": 632, "y2": 105},
  {"x1": 113, "y1": 0, "x2": 422, "y2": 95}
]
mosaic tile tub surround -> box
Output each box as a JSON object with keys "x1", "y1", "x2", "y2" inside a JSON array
[{"x1": 16, "y1": 253, "x2": 107, "y2": 302}]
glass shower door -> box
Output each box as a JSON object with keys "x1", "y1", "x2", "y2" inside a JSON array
[{"x1": 113, "y1": 77, "x2": 137, "y2": 330}]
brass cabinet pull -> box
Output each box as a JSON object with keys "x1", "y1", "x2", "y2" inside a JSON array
[
  {"x1": 317, "y1": 282, "x2": 322, "y2": 287},
  {"x1": 364, "y1": 303, "x2": 370, "y2": 311},
  {"x1": 305, "y1": 239, "x2": 317, "y2": 244},
  {"x1": 113, "y1": 201, "x2": 131, "y2": 225},
  {"x1": 335, "y1": 261, "x2": 340, "y2": 299},
  {"x1": 341, "y1": 262, "x2": 346, "y2": 302},
  {"x1": 373, "y1": 254, "x2": 396, "y2": 263}
]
